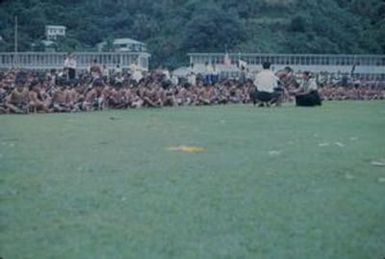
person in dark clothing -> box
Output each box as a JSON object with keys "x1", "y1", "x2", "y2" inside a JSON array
[{"x1": 292, "y1": 71, "x2": 322, "y2": 107}]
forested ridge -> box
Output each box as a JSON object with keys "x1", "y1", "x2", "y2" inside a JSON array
[{"x1": 0, "y1": 0, "x2": 384, "y2": 67}]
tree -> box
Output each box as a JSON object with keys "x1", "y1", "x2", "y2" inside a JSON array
[
  {"x1": 0, "y1": 0, "x2": 383, "y2": 67},
  {"x1": 289, "y1": 16, "x2": 307, "y2": 33},
  {"x1": 183, "y1": 6, "x2": 246, "y2": 52}
]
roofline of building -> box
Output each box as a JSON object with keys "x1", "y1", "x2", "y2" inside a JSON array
[{"x1": 187, "y1": 53, "x2": 385, "y2": 58}]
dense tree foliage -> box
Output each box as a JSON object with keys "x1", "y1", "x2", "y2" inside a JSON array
[{"x1": 0, "y1": 0, "x2": 384, "y2": 68}]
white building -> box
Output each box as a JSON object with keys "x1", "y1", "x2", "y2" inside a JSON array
[
  {"x1": 45, "y1": 25, "x2": 66, "y2": 41},
  {"x1": 97, "y1": 38, "x2": 147, "y2": 52}
]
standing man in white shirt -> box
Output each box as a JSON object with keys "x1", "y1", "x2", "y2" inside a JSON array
[
  {"x1": 187, "y1": 63, "x2": 197, "y2": 87},
  {"x1": 252, "y1": 62, "x2": 282, "y2": 107},
  {"x1": 64, "y1": 53, "x2": 77, "y2": 80}
]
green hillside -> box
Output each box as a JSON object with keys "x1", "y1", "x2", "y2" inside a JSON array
[{"x1": 0, "y1": 0, "x2": 384, "y2": 67}]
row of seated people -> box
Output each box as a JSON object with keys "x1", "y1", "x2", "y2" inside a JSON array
[
  {"x1": 0, "y1": 70, "x2": 384, "y2": 114},
  {"x1": 319, "y1": 86, "x2": 384, "y2": 101},
  {"x1": 0, "y1": 71, "x2": 255, "y2": 114}
]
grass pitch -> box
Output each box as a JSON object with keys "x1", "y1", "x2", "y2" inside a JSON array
[{"x1": 1, "y1": 101, "x2": 385, "y2": 259}]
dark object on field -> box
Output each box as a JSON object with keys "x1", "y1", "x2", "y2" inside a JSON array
[{"x1": 295, "y1": 91, "x2": 322, "y2": 107}]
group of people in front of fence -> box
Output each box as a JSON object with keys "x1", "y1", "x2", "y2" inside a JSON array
[
  {"x1": 248, "y1": 62, "x2": 322, "y2": 107},
  {"x1": 0, "y1": 61, "x2": 384, "y2": 114}
]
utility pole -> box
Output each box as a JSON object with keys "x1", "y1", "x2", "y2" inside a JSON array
[{"x1": 14, "y1": 16, "x2": 18, "y2": 67}]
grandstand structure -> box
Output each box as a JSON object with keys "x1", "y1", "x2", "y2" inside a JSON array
[
  {"x1": 0, "y1": 52, "x2": 150, "y2": 71},
  {"x1": 188, "y1": 53, "x2": 385, "y2": 80}
]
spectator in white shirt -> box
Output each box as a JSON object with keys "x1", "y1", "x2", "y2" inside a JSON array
[{"x1": 64, "y1": 53, "x2": 77, "y2": 80}]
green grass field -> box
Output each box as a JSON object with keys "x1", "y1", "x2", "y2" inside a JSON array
[{"x1": 1, "y1": 101, "x2": 385, "y2": 259}]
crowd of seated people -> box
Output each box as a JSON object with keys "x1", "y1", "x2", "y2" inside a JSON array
[
  {"x1": 0, "y1": 67, "x2": 384, "y2": 114},
  {"x1": 319, "y1": 85, "x2": 385, "y2": 101},
  {"x1": 0, "y1": 69, "x2": 255, "y2": 114}
]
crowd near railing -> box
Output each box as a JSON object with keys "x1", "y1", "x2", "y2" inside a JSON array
[
  {"x1": 0, "y1": 66, "x2": 384, "y2": 115},
  {"x1": 188, "y1": 53, "x2": 385, "y2": 80}
]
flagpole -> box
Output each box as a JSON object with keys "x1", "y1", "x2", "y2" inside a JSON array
[
  {"x1": 238, "y1": 52, "x2": 241, "y2": 69},
  {"x1": 14, "y1": 16, "x2": 18, "y2": 67}
]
